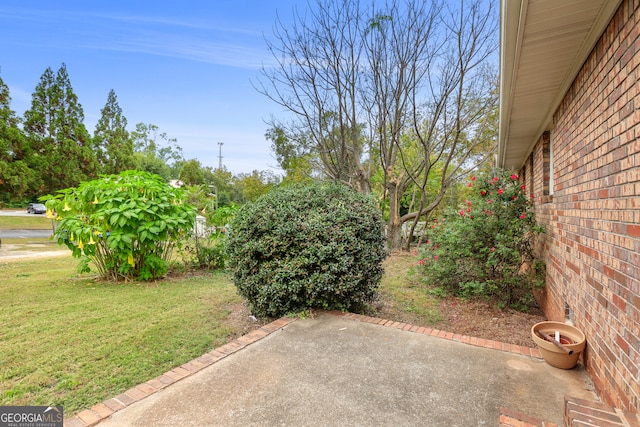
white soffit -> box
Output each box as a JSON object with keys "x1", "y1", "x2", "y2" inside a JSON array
[{"x1": 499, "y1": 0, "x2": 623, "y2": 169}]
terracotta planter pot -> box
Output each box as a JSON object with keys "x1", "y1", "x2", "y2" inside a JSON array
[{"x1": 531, "y1": 321, "x2": 586, "y2": 369}]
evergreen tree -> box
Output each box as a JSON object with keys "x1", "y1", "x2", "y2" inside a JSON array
[
  {"x1": 0, "y1": 77, "x2": 19, "y2": 127},
  {"x1": 0, "y1": 77, "x2": 38, "y2": 202},
  {"x1": 23, "y1": 64, "x2": 97, "y2": 193},
  {"x1": 23, "y1": 66, "x2": 56, "y2": 143},
  {"x1": 94, "y1": 89, "x2": 134, "y2": 174}
]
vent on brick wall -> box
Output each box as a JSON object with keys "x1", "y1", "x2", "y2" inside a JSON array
[{"x1": 565, "y1": 303, "x2": 574, "y2": 326}]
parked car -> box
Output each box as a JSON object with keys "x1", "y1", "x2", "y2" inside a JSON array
[{"x1": 27, "y1": 203, "x2": 46, "y2": 214}]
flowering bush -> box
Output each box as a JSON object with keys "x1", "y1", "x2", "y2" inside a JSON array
[
  {"x1": 42, "y1": 171, "x2": 196, "y2": 281},
  {"x1": 417, "y1": 169, "x2": 545, "y2": 310}
]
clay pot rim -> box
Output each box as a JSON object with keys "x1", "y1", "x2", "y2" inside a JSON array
[{"x1": 531, "y1": 321, "x2": 586, "y2": 353}]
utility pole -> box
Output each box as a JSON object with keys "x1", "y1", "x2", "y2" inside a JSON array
[{"x1": 217, "y1": 142, "x2": 224, "y2": 170}]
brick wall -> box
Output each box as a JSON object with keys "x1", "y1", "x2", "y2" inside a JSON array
[{"x1": 526, "y1": 0, "x2": 640, "y2": 413}]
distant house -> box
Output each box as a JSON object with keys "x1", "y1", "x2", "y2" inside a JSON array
[{"x1": 500, "y1": 0, "x2": 639, "y2": 412}]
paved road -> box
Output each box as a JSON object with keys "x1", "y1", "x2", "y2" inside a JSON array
[
  {"x1": 0, "y1": 229, "x2": 53, "y2": 238},
  {"x1": 0, "y1": 209, "x2": 54, "y2": 238},
  {"x1": 0, "y1": 209, "x2": 33, "y2": 217}
]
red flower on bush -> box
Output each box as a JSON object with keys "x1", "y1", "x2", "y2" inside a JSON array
[
  {"x1": 471, "y1": 176, "x2": 476, "y2": 181},
  {"x1": 418, "y1": 169, "x2": 544, "y2": 310}
]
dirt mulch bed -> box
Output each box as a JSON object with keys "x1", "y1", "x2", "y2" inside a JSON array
[
  {"x1": 381, "y1": 253, "x2": 546, "y2": 348},
  {"x1": 432, "y1": 298, "x2": 545, "y2": 348},
  {"x1": 226, "y1": 294, "x2": 545, "y2": 350}
]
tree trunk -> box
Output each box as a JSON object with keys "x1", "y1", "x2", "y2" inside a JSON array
[{"x1": 386, "y1": 181, "x2": 404, "y2": 251}]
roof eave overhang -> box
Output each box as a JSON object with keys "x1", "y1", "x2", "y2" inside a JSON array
[
  {"x1": 498, "y1": 0, "x2": 623, "y2": 170},
  {"x1": 498, "y1": 0, "x2": 527, "y2": 169}
]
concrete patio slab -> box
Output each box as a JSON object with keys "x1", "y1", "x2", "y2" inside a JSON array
[{"x1": 82, "y1": 312, "x2": 596, "y2": 426}]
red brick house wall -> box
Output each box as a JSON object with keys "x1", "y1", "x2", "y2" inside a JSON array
[{"x1": 522, "y1": 0, "x2": 639, "y2": 412}]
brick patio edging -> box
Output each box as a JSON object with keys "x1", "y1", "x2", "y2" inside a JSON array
[
  {"x1": 499, "y1": 406, "x2": 559, "y2": 427},
  {"x1": 327, "y1": 311, "x2": 544, "y2": 358},
  {"x1": 64, "y1": 310, "x2": 548, "y2": 427},
  {"x1": 330, "y1": 312, "x2": 640, "y2": 427},
  {"x1": 63, "y1": 317, "x2": 296, "y2": 427}
]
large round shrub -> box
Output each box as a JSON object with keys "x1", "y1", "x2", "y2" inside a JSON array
[{"x1": 227, "y1": 182, "x2": 386, "y2": 318}]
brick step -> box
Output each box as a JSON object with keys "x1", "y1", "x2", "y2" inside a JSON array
[
  {"x1": 500, "y1": 397, "x2": 640, "y2": 427},
  {"x1": 565, "y1": 396, "x2": 639, "y2": 427},
  {"x1": 499, "y1": 407, "x2": 558, "y2": 427}
]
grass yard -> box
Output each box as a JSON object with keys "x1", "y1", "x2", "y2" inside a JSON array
[
  {"x1": 0, "y1": 250, "x2": 543, "y2": 418},
  {"x1": 0, "y1": 214, "x2": 55, "y2": 230},
  {"x1": 0, "y1": 255, "x2": 245, "y2": 415},
  {"x1": 375, "y1": 252, "x2": 443, "y2": 325}
]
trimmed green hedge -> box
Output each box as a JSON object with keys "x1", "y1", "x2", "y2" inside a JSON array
[{"x1": 227, "y1": 182, "x2": 386, "y2": 317}]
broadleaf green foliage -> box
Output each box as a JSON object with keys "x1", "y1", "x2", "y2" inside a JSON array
[
  {"x1": 182, "y1": 205, "x2": 238, "y2": 270},
  {"x1": 417, "y1": 169, "x2": 545, "y2": 310},
  {"x1": 41, "y1": 171, "x2": 196, "y2": 281},
  {"x1": 227, "y1": 183, "x2": 386, "y2": 317}
]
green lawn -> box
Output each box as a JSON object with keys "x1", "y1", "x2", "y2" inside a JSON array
[
  {"x1": 0, "y1": 251, "x2": 443, "y2": 418},
  {"x1": 377, "y1": 252, "x2": 442, "y2": 324},
  {"x1": 0, "y1": 255, "x2": 244, "y2": 415},
  {"x1": 0, "y1": 214, "x2": 55, "y2": 230}
]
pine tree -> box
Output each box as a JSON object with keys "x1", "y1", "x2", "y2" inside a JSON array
[
  {"x1": 23, "y1": 66, "x2": 56, "y2": 143},
  {"x1": 23, "y1": 64, "x2": 97, "y2": 193},
  {"x1": 94, "y1": 89, "x2": 134, "y2": 174},
  {"x1": 0, "y1": 77, "x2": 39, "y2": 202}
]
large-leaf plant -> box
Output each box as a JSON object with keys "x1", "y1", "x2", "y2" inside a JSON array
[{"x1": 42, "y1": 170, "x2": 195, "y2": 281}]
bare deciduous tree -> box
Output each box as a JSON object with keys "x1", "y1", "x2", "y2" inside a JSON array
[
  {"x1": 258, "y1": 0, "x2": 498, "y2": 250},
  {"x1": 257, "y1": 0, "x2": 371, "y2": 193},
  {"x1": 390, "y1": 0, "x2": 499, "y2": 249}
]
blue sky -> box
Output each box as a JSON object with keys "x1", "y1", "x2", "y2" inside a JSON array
[{"x1": 0, "y1": 1, "x2": 302, "y2": 175}]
